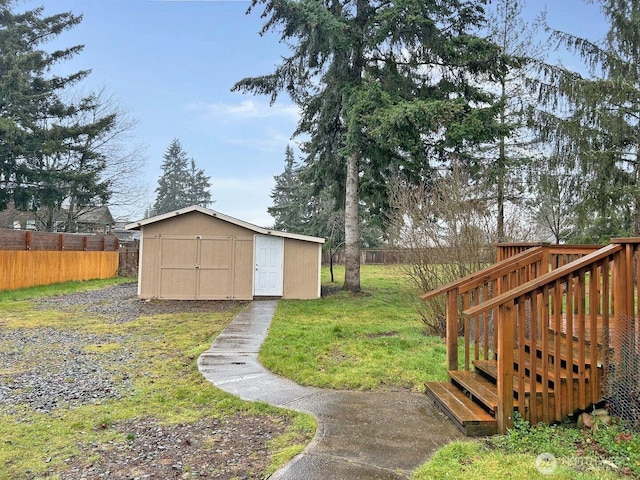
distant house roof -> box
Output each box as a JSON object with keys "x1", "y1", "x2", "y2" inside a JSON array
[
  {"x1": 77, "y1": 206, "x2": 114, "y2": 225},
  {"x1": 125, "y1": 205, "x2": 325, "y2": 244}
]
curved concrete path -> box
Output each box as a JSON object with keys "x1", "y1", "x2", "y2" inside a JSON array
[{"x1": 198, "y1": 301, "x2": 462, "y2": 479}]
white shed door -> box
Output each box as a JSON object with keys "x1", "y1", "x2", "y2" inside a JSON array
[{"x1": 254, "y1": 236, "x2": 284, "y2": 296}]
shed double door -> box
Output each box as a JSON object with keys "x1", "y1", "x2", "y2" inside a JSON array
[{"x1": 158, "y1": 235, "x2": 251, "y2": 300}]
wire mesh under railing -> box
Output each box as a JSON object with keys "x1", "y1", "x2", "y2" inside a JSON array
[{"x1": 604, "y1": 314, "x2": 640, "y2": 431}]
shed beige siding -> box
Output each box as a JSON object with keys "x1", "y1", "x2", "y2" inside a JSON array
[
  {"x1": 138, "y1": 212, "x2": 255, "y2": 300},
  {"x1": 133, "y1": 208, "x2": 323, "y2": 300},
  {"x1": 283, "y1": 238, "x2": 321, "y2": 299},
  {"x1": 143, "y1": 211, "x2": 254, "y2": 238}
]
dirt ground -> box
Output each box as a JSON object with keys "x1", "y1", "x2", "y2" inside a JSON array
[
  {"x1": 1, "y1": 283, "x2": 300, "y2": 479},
  {"x1": 58, "y1": 415, "x2": 289, "y2": 479}
]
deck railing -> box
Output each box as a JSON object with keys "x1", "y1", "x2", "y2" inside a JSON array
[
  {"x1": 422, "y1": 244, "x2": 603, "y2": 373},
  {"x1": 467, "y1": 243, "x2": 628, "y2": 431},
  {"x1": 422, "y1": 242, "x2": 627, "y2": 434},
  {"x1": 466, "y1": 239, "x2": 640, "y2": 433}
]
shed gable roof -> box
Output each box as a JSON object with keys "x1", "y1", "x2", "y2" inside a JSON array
[{"x1": 125, "y1": 205, "x2": 325, "y2": 244}]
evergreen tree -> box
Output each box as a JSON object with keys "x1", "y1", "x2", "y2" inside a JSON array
[
  {"x1": 153, "y1": 139, "x2": 190, "y2": 215},
  {"x1": 268, "y1": 145, "x2": 307, "y2": 231},
  {"x1": 529, "y1": 145, "x2": 581, "y2": 244},
  {"x1": 185, "y1": 158, "x2": 212, "y2": 208},
  {"x1": 269, "y1": 144, "x2": 383, "y2": 246},
  {"x1": 153, "y1": 139, "x2": 211, "y2": 214},
  {"x1": 235, "y1": 0, "x2": 506, "y2": 292},
  {"x1": 0, "y1": 1, "x2": 118, "y2": 231},
  {"x1": 534, "y1": 0, "x2": 640, "y2": 240},
  {"x1": 478, "y1": 0, "x2": 541, "y2": 242}
]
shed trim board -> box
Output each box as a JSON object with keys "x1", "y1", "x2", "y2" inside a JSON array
[
  {"x1": 136, "y1": 232, "x2": 143, "y2": 296},
  {"x1": 127, "y1": 206, "x2": 324, "y2": 300},
  {"x1": 126, "y1": 205, "x2": 324, "y2": 244}
]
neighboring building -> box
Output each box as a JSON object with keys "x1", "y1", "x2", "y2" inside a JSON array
[
  {"x1": 112, "y1": 221, "x2": 140, "y2": 244},
  {"x1": 126, "y1": 205, "x2": 325, "y2": 300},
  {"x1": 0, "y1": 202, "x2": 115, "y2": 233},
  {"x1": 75, "y1": 207, "x2": 114, "y2": 234}
]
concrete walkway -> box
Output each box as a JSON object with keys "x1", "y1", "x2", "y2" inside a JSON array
[{"x1": 198, "y1": 301, "x2": 462, "y2": 479}]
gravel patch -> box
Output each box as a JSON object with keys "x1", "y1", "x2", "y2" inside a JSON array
[
  {"x1": 60, "y1": 416, "x2": 287, "y2": 479},
  {"x1": 0, "y1": 328, "x2": 133, "y2": 414},
  {"x1": 35, "y1": 283, "x2": 143, "y2": 324},
  {"x1": 5, "y1": 283, "x2": 291, "y2": 479},
  {"x1": 2, "y1": 284, "x2": 248, "y2": 414},
  {"x1": 1, "y1": 284, "x2": 143, "y2": 414},
  {"x1": 35, "y1": 282, "x2": 247, "y2": 324}
]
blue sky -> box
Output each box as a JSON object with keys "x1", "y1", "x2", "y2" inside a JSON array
[{"x1": 32, "y1": 0, "x2": 607, "y2": 226}]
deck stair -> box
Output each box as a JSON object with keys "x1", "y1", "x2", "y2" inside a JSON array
[
  {"x1": 426, "y1": 337, "x2": 600, "y2": 436},
  {"x1": 421, "y1": 241, "x2": 634, "y2": 435},
  {"x1": 424, "y1": 381, "x2": 497, "y2": 436}
]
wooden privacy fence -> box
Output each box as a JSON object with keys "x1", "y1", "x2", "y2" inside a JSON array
[
  {"x1": 118, "y1": 245, "x2": 139, "y2": 276},
  {"x1": 323, "y1": 246, "x2": 495, "y2": 265},
  {"x1": 0, "y1": 229, "x2": 119, "y2": 291}
]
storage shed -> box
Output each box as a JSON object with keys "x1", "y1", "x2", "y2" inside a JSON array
[{"x1": 125, "y1": 206, "x2": 325, "y2": 300}]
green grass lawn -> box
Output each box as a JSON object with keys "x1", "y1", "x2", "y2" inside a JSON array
[
  {"x1": 0, "y1": 279, "x2": 314, "y2": 479},
  {"x1": 4, "y1": 270, "x2": 637, "y2": 479},
  {"x1": 260, "y1": 264, "x2": 448, "y2": 391},
  {"x1": 262, "y1": 264, "x2": 640, "y2": 479}
]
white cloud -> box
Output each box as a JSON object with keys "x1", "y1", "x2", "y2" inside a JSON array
[
  {"x1": 186, "y1": 99, "x2": 300, "y2": 121},
  {"x1": 226, "y1": 129, "x2": 300, "y2": 153}
]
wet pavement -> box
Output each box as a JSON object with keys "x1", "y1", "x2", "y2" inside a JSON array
[{"x1": 198, "y1": 300, "x2": 462, "y2": 479}]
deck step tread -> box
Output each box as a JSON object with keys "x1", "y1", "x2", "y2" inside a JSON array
[
  {"x1": 522, "y1": 338, "x2": 595, "y2": 366},
  {"x1": 425, "y1": 381, "x2": 497, "y2": 436},
  {"x1": 448, "y1": 370, "x2": 500, "y2": 411},
  {"x1": 471, "y1": 361, "x2": 556, "y2": 397}
]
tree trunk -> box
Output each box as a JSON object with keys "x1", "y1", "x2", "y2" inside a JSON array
[
  {"x1": 497, "y1": 81, "x2": 506, "y2": 242},
  {"x1": 344, "y1": 152, "x2": 361, "y2": 292},
  {"x1": 635, "y1": 141, "x2": 640, "y2": 235},
  {"x1": 330, "y1": 246, "x2": 335, "y2": 283}
]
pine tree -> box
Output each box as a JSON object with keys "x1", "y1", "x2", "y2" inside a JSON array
[
  {"x1": 153, "y1": 139, "x2": 190, "y2": 215},
  {"x1": 268, "y1": 145, "x2": 307, "y2": 231},
  {"x1": 535, "y1": 0, "x2": 640, "y2": 240},
  {"x1": 0, "y1": 1, "x2": 119, "y2": 231},
  {"x1": 185, "y1": 158, "x2": 212, "y2": 208},
  {"x1": 479, "y1": 0, "x2": 541, "y2": 242},
  {"x1": 153, "y1": 139, "x2": 211, "y2": 214},
  {"x1": 235, "y1": 0, "x2": 506, "y2": 292},
  {"x1": 530, "y1": 146, "x2": 581, "y2": 244}
]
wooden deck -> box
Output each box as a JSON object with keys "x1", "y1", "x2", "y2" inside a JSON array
[{"x1": 422, "y1": 240, "x2": 640, "y2": 435}]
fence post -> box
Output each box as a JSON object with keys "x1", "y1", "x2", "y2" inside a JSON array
[
  {"x1": 541, "y1": 245, "x2": 550, "y2": 274},
  {"x1": 25, "y1": 231, "x2": 32, "y2": 250},
  {"x1": 497, "y1": 300, "x2": 515, "y2": 434},
  {"x1": 611, "y1": 242, "x2": 632, "y2": 375},
  {"x1": 446, "y1": 288, "x2": 459, "y2": 371},
  {"x1": 58, "y1": 234, "x2": 64, "y2": 251}
]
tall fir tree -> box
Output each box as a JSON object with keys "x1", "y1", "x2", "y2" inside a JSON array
[
  {"x1": 478, "y1": 0, "x2": 541, "y2": 242},
  {"x1": 268, "y1": 145, "x2": 307, "y2": 231},
  {"x1": 0, "y1": 1, "x2": 119, "y2": 231},
  {"x1": 153, "y1": 139, "x2": 211, "y2": 215},
  {"x1": 185, "y1": 158, "x2": 212, "y2": 208},
  {"x1": 153, "y1": 139, "x2": 190, "y2": 215},
  {"x1": 235, "y1": 0, "x2": 506, "y2": 292},
  {"x1": 534, "y1": 0, "x2": 640, "y2": 240}
]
